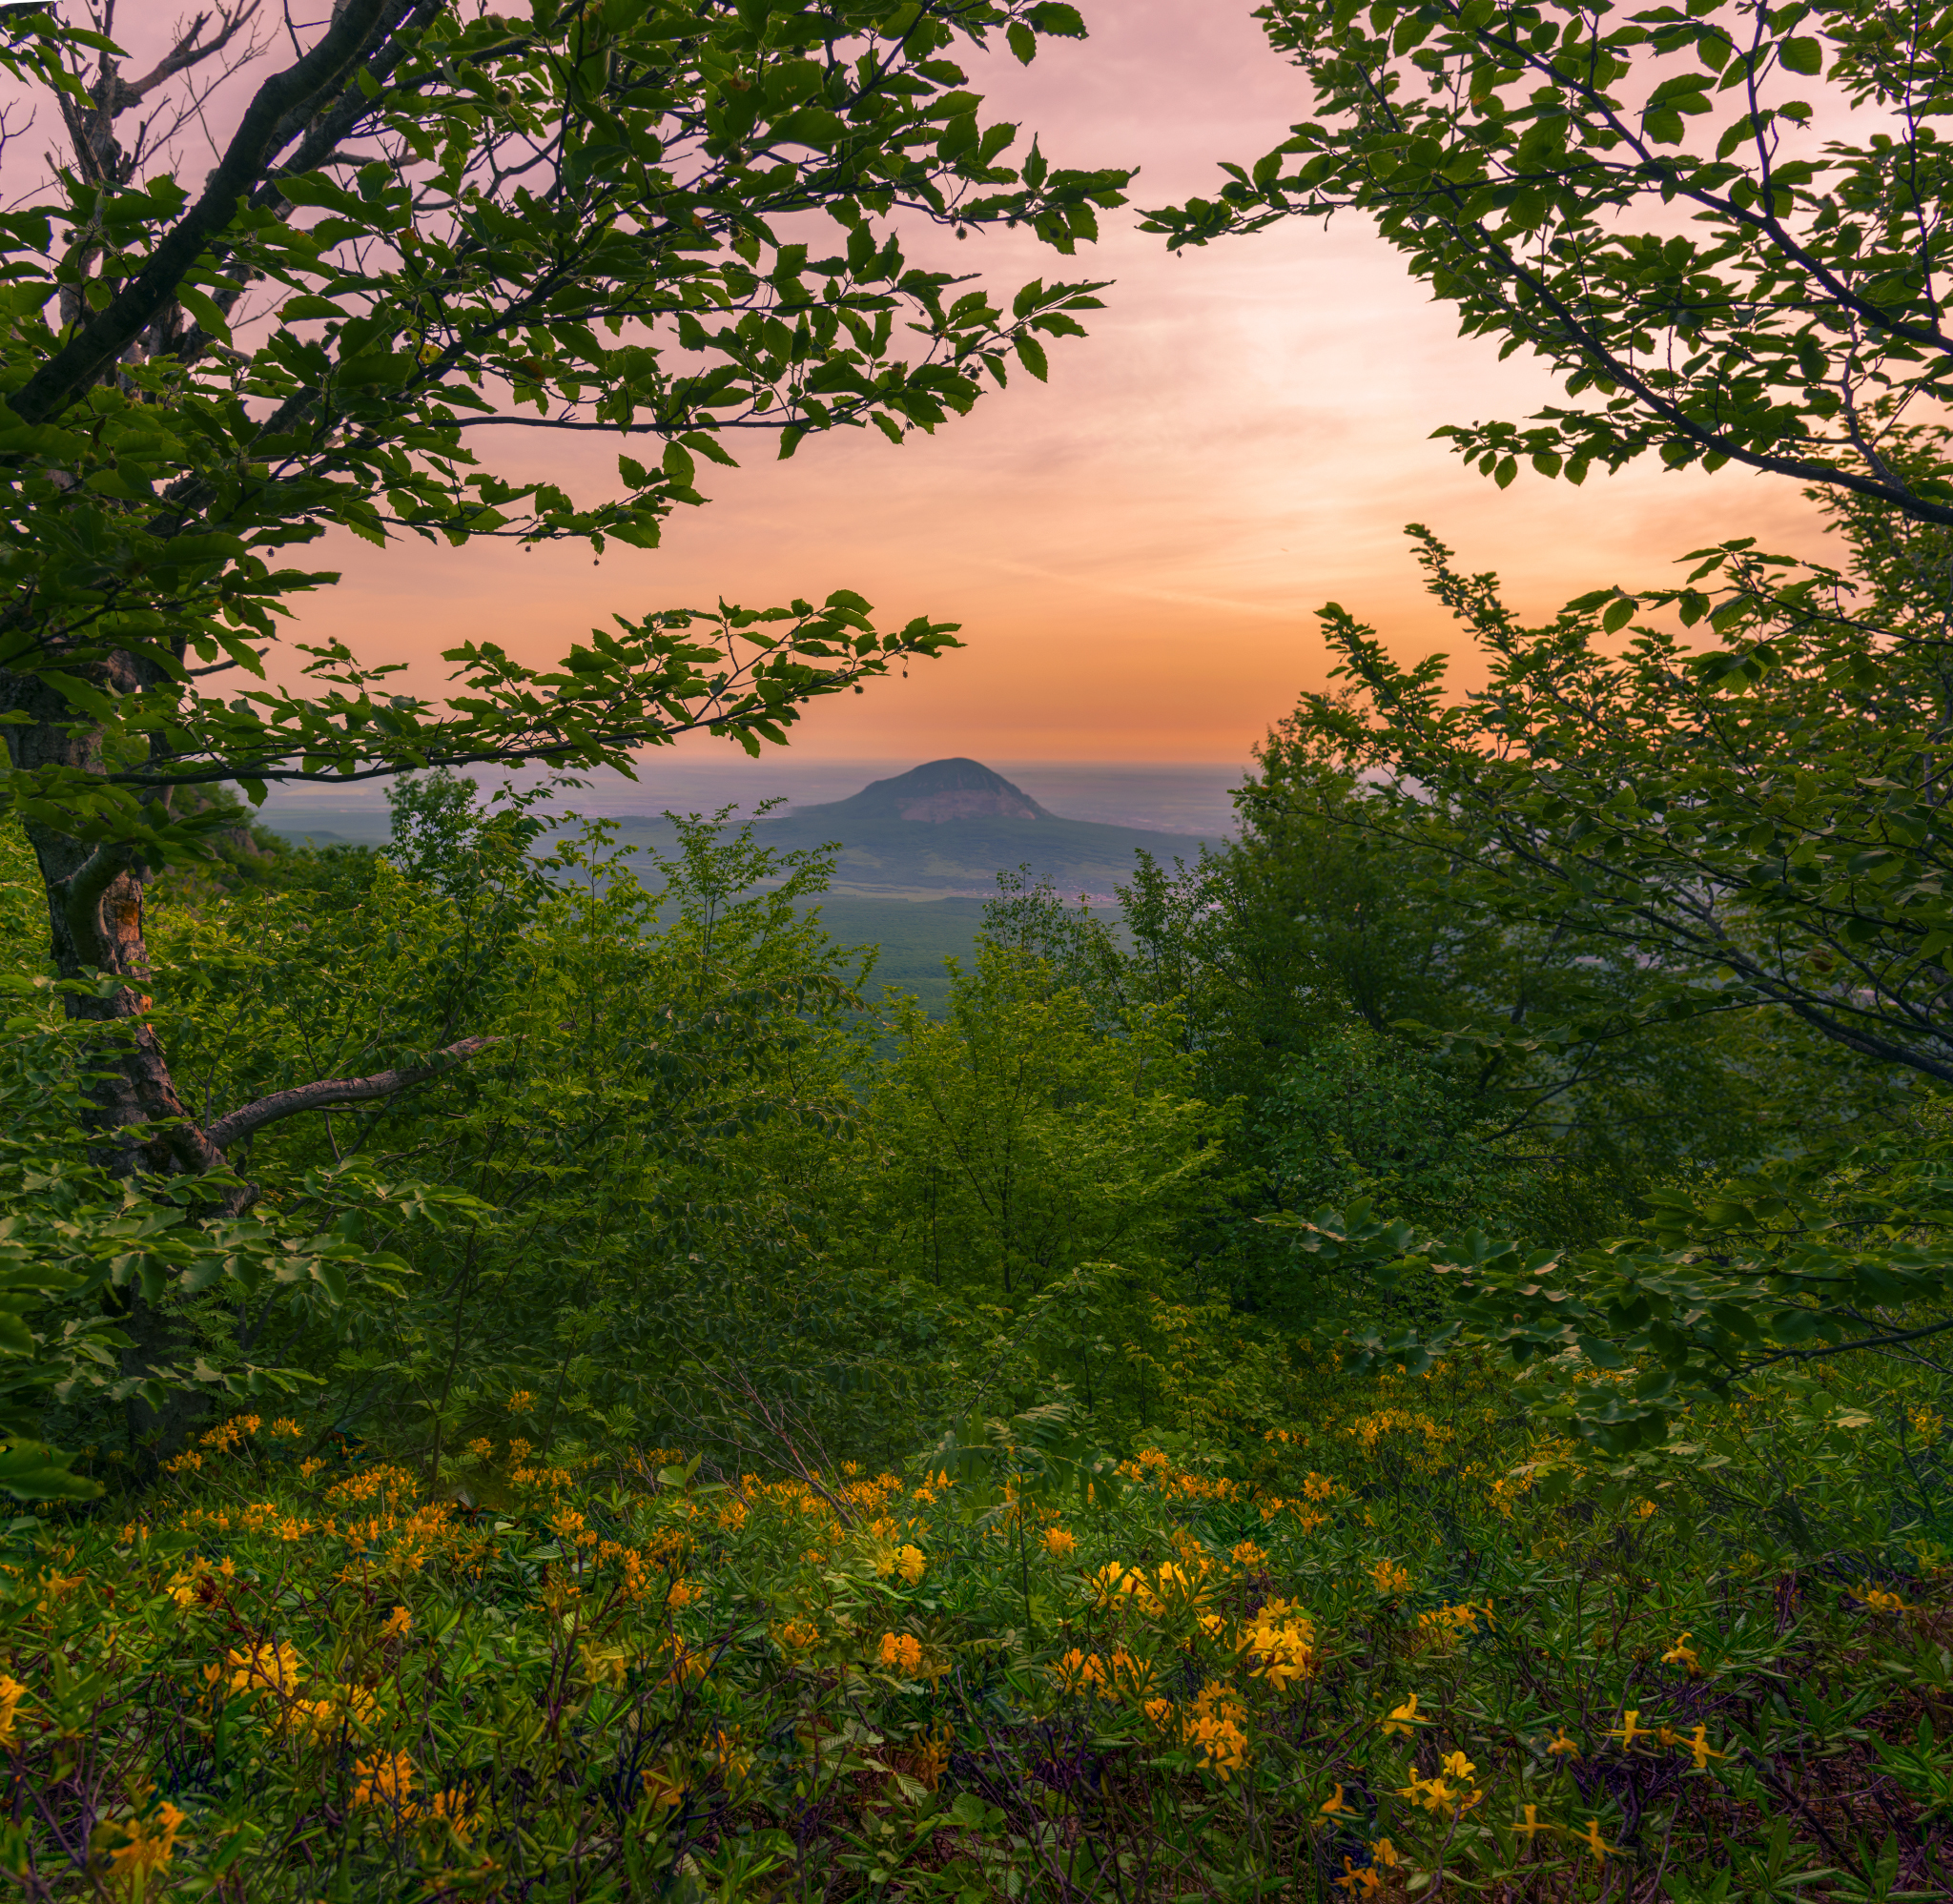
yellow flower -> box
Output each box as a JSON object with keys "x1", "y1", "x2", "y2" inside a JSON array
[
  {"x1": 1142, "y1": 1696, "x2": 1175, "y2": 1730},
  {"x1": 226, "y1": 1640, "x2": 304, "y2": 1700},
  {"x1": 1686, "y1": 1725, "x2": 1725, "y2": 1772},
  {"x1": 1660, "y1": 1631, "x2": 1701, "y2": 1677},
  {"x1": 1574, "y1": 1817, "x2": 1615, "y2": 1862},
  {"x1": 895, "y1": 1545, "x2": 926, "y2": 1586},
  {"x1": 641, "y1": 1763, "x2": 686, "y2": 1812},
  {"x1": 878, "y1": 1632, "x2": 923, "y2": 1674},
  {"x1": 1440, "y1": 1750, "x2": 1476, "y2": 1783},
  {"x1": 1042, "y1": 1526, "x2": 1078, "y2": 1560},
  {"x1": 271, "y1": 1417, "x2": 302, "y2": 1439},
  {"x1": 1182, "y1": 1706, "x2": 1249, "y2": 1779},
  {"x1": 1334, "y1": 1860, "x2": 1380, "y2": 1897},
  {"x1": 1238, "y1": 1600, "x2": 1318, "y2": 1691},
  {"x1": 91, "y1": 1794, "x2": 188, "y2": 1889},
  {"x1": 1319, "y1": 1783, "x2": 1351, "y2": 1816},
  {"x1": 1398, "y1": 1771, "x2": 1456, "y2": 1813},
  {"x1": 1231, "y1": 1539, "x2": 1267, "y2": 1569},
  {"x1": 0, "y1": 1676, "x2": 29, "y2": 1749},
  {"x1": 1608, "y1": 1710, "x2": 1653, "y2": 1749},
  {"x1": 352, "y1": 1751, "x2": 418, "y2": 1812},
  {"x1": 380, "y1": 1606, "x2": 412, "y2": 1641},
  {"x1": 1368, "y1": 1557, "x2": 1414, "y2": 1597},
  {"x1": 778, "y1": 1619, "x2": 821, "y2": 1650},
  {"x1": 1512, "y1": 1803, "x2": 1548, "y2": 1840},
  {"x1": 1861, "y1": 1586, "x2": 1908, "y2": 1614},
  {"x1": 423, "y1": 1788, "x2": 474, "y2": 1844},
  {"x1": 1546, "y1": 1726, "x2": 1580, "y2": 1758},
  {"x1": 505, "y1": 1391, "x2": 536, "y2": 1414},
  {"x1": 1380, "y1": 1692, "x2": 1423, "y2": 1737}
]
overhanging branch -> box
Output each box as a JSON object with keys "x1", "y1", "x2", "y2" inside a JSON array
[{"x1": 205, "y1": 1034, "x2": 500, "y2": 1152}]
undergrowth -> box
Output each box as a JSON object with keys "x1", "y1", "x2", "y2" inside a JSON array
[{"x1": 5, "y1": 1355, "x2": 1953, "y2": 1901}]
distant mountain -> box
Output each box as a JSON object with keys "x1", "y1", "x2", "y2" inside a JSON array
[
  {"x1": 792, "y1": 757, "x2": 1055, "y2": 825},
  {"x1": 708, "y1": 756, "x2": 1218, "y2": 897}
]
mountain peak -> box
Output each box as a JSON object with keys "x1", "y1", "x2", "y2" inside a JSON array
[{"x1": 805, "y1": 758, "x2": 1053, "y2": 824}]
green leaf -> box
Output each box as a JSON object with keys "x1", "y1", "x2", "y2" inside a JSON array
[
  {"x1": 0, "y1": 1443, "x2": 99, "y2": 1504},
  {"x1": 1778, "y1": 36, "x2": 1823, "y2": 74},
  {"x1": 175, "y1": 284, "x2": 232, "y2": 342},
  {"x1": 1025, "y1": 3, "x2": 1087, "y2": 35}
]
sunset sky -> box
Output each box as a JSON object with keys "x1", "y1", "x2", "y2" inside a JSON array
[{"x1": 144, "y1": 3, "x2": 1830, "y2": 768}]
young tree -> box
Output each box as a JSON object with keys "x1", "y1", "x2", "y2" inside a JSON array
[
  {"x1": 1147, "y1": 0, "x2": 1953, "y2": 1439},
  {"x1": 0, "y1": 0, "x2": 1127, "y2": 1174}
]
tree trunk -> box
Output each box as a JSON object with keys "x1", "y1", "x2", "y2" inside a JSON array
[{"x1": 8, "y1": 670, "x2": 223, "y2": 1177}]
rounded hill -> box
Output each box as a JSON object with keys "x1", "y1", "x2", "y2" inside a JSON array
[{"x1": 792, "y1": 758, "x2": 1054, "y2": 825}]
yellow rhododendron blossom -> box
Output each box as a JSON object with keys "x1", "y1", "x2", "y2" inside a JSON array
[
  {"x1": 1687, "y1": 1725, "x2": 1725, "y2": 1771},
  {"x1": 352, "y1": 1751, "x2": 418, "y2": 1812},
  {"x1": 1574, "y1": 1817, "x2": 1615, "y2": 1862},
  {"x1": 878, "y1": 1632, "x2": 923, "y2": 1674},
  {"x1": 0, "y1": 1675, "x2": 27, "y2": 1749},
  {"x1": 1368, "y1": 1557, "x2": 1413, "y2": 1597},
  {"x1": 1237, "y1": 1599, "x2": 1317, "y2": 1691},
  {"x1": 91, "y1": 1795, "x2": 188, "y2": 1889},
  {"x1": 226, "y1": 1640, "x2": 304, "y2": 1699},
  {"x1": 640, "y1": 1764, "x2": 686, "y2": 1812},
  {"x1": 1547, "y1": 1726, "x2": 1581, "y2": 1757},
  {"x1": 895, "y1": 1545, "x2": 926, "y2": 1586},
  {"x1": 1182, "y1": 1682, "x2": 1249, "y2": 1780},
  {"x1": 423, "y1": 1788, "x2": 475, "y2": 1844},
  {"x1": 380, "y1": 1606, "x2": 412, "y2": 1641},
  {"x1": 1661, "y1": 1632, "x2": 1701, "y2": 1677},
  {"x1": 1380, "y1": 1692, "x2": 1423, "y2": 1736},
  {"x1": 1041, "y1": 1526, "x2": 1077, "y2": 1560}
]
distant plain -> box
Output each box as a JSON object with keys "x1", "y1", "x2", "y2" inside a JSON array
[{"x1": 257, "y1": 760, "x2": 1243, "y2": 1014}]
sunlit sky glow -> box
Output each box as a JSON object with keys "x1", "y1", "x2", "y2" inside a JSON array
[{"x1": 84, "y1": 2, "x2": 1830, "y2": 768}]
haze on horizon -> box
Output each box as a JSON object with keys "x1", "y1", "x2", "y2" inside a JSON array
[{"x1": 187, "y1": 0, "x2": 1827, "y2": 765}]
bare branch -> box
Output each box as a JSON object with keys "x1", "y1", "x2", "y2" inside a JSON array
[
  {"x1": 10, "y1": 0, "x2": 393, "y2": 425},
  {"x1": 120, "y1": 6, "x2": 265, "y2": 110},
  {"x1": 205, "y1": 1034, "x2": 501, "y2": 1151}
]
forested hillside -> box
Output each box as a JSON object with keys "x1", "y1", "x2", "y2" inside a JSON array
[{"x1": 4, "y1": 1, "x2": 1953, "y2": 1899}]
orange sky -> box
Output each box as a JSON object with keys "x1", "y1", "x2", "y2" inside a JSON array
[{"x1": 154, "y1": 4, "x2": 1834, "y2": 764}]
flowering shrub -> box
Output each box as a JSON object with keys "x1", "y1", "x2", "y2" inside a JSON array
[{"x1": 0, "y1": 1360, "x2": 1950, "y2": 1896}]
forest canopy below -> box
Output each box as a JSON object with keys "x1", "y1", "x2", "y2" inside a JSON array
[{"x1": 4, "y1": 0, "x2": 1953, "y2": 1898}]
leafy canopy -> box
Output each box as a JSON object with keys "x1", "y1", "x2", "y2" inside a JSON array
[
  {"x1": 1146, "y1": 0, "x2": 1953, "y2": 520},
  {"x1": 0, "y1": 0, "x2": 1128, "y2": 858}
]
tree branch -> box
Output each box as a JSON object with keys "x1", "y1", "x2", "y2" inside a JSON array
[
  {"x1": 9, "y1": 0, "x2": 391, "y2": 426},
  {"x1": 205, "y1": 1034, "x2": 500, "y2": 1152}
]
